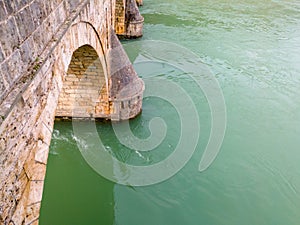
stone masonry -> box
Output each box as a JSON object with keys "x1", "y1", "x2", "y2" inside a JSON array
[
  {"x1": 56, "y1": 44, "x2": 107, "y2": 118},
  {"x1": 115, "y1": 0, "x2": 144, "y2": 38},
  {"x1": 0, "y1": 0, "x2": 144, "y2": 224}
]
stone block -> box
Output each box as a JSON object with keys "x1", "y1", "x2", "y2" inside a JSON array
[
  {"x1": 54, "y1": 3, "x2": 66, "y2": 29},
  {"x1": 15, "y1": 6, "x2": 35, "y2": 42},
  {"x1": 11, "y1": 179, "x2": 41, "y2": 225},
  {"x1": 34, "y1": 140, "x2": 49, "y2": 165},
  {"x1": 3, "y1": 0, "x2": 15, "y2": 15},
  {"x1": 0, "y1": 1, "x2": 7, "y2": 22},
  {"x1": 32, "y1": 30, "x2": 45, "y2": 56},
  {"x1": 29, "y1": 0, "x2": 46, "y2": 29},
  {"x1": 7, "y1": 50, "x2": 23, "y2": 82},
  {"x1": 13, "y1": 0, "x2": 30, "y2": 11},
  {"x1": 27, "y1": 180, "x2": 43, "y2": 206},
  {"x1": 43, "y1": 14, "x2": 56, "y2": 37},
  {"x1": 24, "y1": 158, "x2": 47, "y2": 182},
  {"x1": 19, "y1": 40, "x2": 33, "y2": 67},
  {"x1": 0, "y1": 17, "x2": 21, "y2": 57}
]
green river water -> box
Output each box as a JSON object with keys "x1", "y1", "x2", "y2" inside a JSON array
[{"x1": 40, "y1": 0, "x2": 300, "y2": 224}]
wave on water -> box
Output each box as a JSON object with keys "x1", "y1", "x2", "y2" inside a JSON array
[{"x1": 71, "y1": 133, "x2": 89, "y2": 152}]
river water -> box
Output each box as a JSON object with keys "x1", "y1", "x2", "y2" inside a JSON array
[{"x1": 40, "y1": 1, "x2": 300, "y2": 224}]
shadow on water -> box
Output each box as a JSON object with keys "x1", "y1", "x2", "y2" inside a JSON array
[{"x1": 39, "y1": 121, "x2": 115, "y2": 225}]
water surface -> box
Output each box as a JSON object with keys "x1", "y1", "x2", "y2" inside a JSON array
[{"x1": 40, "y1": 1, "x2": 300, "y2": 224}]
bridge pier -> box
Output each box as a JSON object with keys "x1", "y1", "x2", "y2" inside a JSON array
[
  {"x1": 56, "y1": 30, "x2": 144, "y2": 121},
  {"x1": 0, "y1": 0, "x2": 144, "y2": 224},
  {"x1": 136, "y1": 0, "x2": 144, "y2": 6},
  {"x1": 115, "y1": 0, "x2": 144, "y2": 38}
]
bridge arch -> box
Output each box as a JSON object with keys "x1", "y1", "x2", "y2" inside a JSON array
[
  {"x1": 53, "y1": 21, "x2": 111, "y2": 118},
  {"x1": 52, "y1": 20, "x2": 144, "y2": 120},
  {"x1": 56, "y1": 44, "x2": 109, "y2": 118}
]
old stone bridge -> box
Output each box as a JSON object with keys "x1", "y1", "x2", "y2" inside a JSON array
[{"x1": 0, "y1": 0, "x2": 144, "y2": 224}]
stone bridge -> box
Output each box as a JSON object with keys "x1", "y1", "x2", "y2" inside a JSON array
[{"x1": 0, "y1": 0, "x2": 144, "y2": 224}]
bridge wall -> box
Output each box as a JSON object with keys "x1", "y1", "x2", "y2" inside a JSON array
[
  {"x1": 0, "y1": 0, "x2": 82, "y2": 118},
  {"x1": 0, "y1": 0, "x2": 144, "y2": 224}
]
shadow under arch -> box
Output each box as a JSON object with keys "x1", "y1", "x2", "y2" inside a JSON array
[
  {"x1": 56, "y1": 44, "x2": 110, "y2": 118},
  {"x1": 54, "y1": 20, "x2": 115, "y2": 119}
]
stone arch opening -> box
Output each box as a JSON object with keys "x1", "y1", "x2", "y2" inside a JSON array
[{"x1": 56, "y1": 44, "x2": 110, "y2": 118}]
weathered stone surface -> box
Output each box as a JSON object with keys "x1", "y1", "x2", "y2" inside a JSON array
[
  {"x1": 35, "y1": 145, "x2": 49, "y2": 165},
  {"x1": 24, "y1": 142, "x2": 47, "y2": 181},
  {"x1": 3, "y1": 0, "x2": 15, "y2": 15},
  {"x1": 4, "y1": 50, "x2": 23, "y2": 82},
  {"x1": 0, "y1": 0, "x2": 90, "y2": 106},
  {"x1": 11, "y1": 171, "x2": 30, "y2": 225},
  {"x1": 25, "y1": 201, "x2": 40, "y2": 225},
  {"x1": 0, "y1": 1, "x2": 7, "y2": 22},
  {"x1": 14, "y1": 169, "x2": 29, "y2": 202},
  {"x1": 27, "y1": 181, "x2": 44, "y2": 206},
  {"x1": 0, "y1": 61, "x2": 11, "y2": 85},
  {"x1": 0, "y1": 17, "x2": 21, "y2": 57},
  {"x1": 19, "y1": 38, "x2": 35, "y2": 66},
  {"x1": 14, "y1": 0, "x2": 31, "y2": 11},
  {"x1": 29, "y1": 0, "x2": 46, "y2": 29},
  {"x1": 15, "y1": 6, "x2": 35, "y2": 41}
]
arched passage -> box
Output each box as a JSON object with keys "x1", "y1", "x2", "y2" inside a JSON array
[{"x1": 56, "y1": 45, "x2": 109, "y2": 118}]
